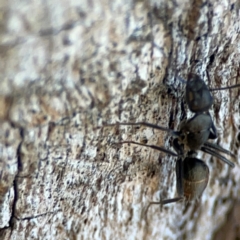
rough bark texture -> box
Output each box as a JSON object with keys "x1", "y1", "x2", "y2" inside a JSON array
[{"x1": 0, "y1": 0, "x2": 239, "y2": 239}]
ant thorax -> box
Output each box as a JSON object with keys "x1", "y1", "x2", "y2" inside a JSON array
[{"x1": 177, "y1": 114, "x2": 213, "y2": 152}]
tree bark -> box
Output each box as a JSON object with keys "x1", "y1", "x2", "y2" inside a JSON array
[{"x1": 0, "y1": 0, "x2": 239, "y2": 239}]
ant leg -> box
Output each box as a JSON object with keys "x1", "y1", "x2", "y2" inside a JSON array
[
  {"x1": 150, "y1": 197, "x2": 183, "y2": 205},
  {"x1": 201, "y1": 146, "x2": 235, "y2": 168},
  {"x1": 173, "y1": 138, "x2": 184, "y2": 155},
  {"x1": 95, "y1": 122, "x2": 179, "y2": 137},
  {"x1": 177, "y1": 76, "x2": 187, "y2": 84},
  {"x1": 119, "y1": 141, "x2": 178, "y2": 157},
  {"x1": 145, "y1": 195, "x2": 183, "y2": 219},
  {"x1": 176, "y1": 158, "x2": 183, "y2": 198},
  {"x1": 148, "y1": 158, "x2": 184, "y2": 205},
  {"x1": 204, "y1": 141, "x2": 235, "y2": 157},
  {"x1": 209, "y1": 120, "x2": 218, "y2": 139}
]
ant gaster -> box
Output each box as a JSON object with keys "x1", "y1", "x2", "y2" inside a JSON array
[{"x1": 97, "y1": 73, "x2": 239, "y2": 204}]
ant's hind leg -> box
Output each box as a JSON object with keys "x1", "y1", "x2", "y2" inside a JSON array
[{"x1": 148, "y1": 158, "x2": 184, "y2": 206}]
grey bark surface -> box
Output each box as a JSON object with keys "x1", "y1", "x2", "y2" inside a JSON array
[{"x1": 0, "y1": 0, "x2": 240, "y2": 239}]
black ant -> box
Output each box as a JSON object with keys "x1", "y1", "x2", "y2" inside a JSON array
[{"x1": 96, "y1": 73, "x2": 239, "y2": 205}]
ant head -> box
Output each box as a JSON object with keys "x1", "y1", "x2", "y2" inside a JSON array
[{"x1": 185, "y1": 74, "x2": 213, "y2": 113}]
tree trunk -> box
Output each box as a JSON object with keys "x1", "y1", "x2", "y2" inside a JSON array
[{"x1": 0, "y1": 0, "x2": 239, "y2": 239}]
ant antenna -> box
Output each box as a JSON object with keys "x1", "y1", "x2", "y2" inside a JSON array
[{"x1": 209, "y1": 84, "x2": 240, "y2": 91}]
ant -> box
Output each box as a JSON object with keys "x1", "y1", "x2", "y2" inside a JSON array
[{"x1": 96, "y1": 73, "x2": 240, "y2": 205}]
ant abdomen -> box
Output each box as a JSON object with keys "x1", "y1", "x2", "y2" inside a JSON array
[
  {"x1": 182, "y1": 157, "x2": 209, "y2": 201},
  {"x1": 152, "y1": 157, "x2": 209, "y2": 205}
]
